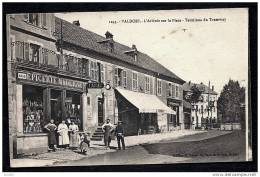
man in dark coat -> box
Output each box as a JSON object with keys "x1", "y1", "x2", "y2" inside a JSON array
[
  {"x1": 44, "y1": 119, "x2": 57, "y2": 151},
  {"x1": 115, "y1": 121, "x2": 125, "y2": 150}
]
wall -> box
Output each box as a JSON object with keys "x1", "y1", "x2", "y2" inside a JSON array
[
  {"x1": 10, "y1": 14, "x2": 56, "y2": 41},
  {"x1": 17, "y1": 135, "x2": 48, "y2": 155}
]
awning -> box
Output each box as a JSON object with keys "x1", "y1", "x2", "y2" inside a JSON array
[{"x1": 116, "y1": 88, "x2": 176, "y2": 114}]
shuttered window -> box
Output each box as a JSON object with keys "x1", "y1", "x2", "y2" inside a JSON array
[
  {"x1": 132, "y1": 72, "x2": 138, "y2": 91},
  {"x1": 145, "y1": 76, "x2": 150, "y2": 92},
  {"x1": 122, "y1": 70, "x2": 127, "y2": 88},
  {"x1": 41, "y1": 13, "x2": 47, "y2": 28},
  {"x1": 157, "y1": 79, "x2": 162, "y2": 95},
  {"x1": 15, "y1": 42, "x2": 24, "y2": 61}
]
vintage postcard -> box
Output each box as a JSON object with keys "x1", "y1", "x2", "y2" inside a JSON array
[{"x1": 3, "y1": 4, "x2": 256, "y2": 172}]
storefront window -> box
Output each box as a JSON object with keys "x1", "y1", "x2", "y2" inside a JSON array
[
  {"x1": 65, "y1": 91, "x2": 82, "y2": 130},
  {"x1": 23, "y1": 85, "x2": 44, "y2": 133}
]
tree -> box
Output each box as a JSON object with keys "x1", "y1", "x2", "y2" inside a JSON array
[
  {"x1": 184, "y1": 84, "x2": 203, "y2": 128},
  {"x1": 217, "y1": 79, "x2": 245, "y2": 124}
]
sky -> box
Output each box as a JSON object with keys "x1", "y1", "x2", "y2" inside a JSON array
[{"x1": 56, "y1": 8, "x2": 248, "y2": 94}]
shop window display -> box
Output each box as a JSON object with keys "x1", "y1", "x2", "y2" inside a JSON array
[{"x1": 23, "y1": 85, "x2": 44, "y2": 133}]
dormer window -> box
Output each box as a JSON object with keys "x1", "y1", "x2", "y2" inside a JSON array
[
  {"x1": 97, "y1": 31, "x2": 114, "y2": 53},
  {"x1": 124, "y1": 44, "x2": 138, "y2": 62}
]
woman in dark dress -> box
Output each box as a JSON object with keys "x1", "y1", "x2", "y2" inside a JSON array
[{"x1": 44, "y1": 119, "x2": 57, "y2": 151}]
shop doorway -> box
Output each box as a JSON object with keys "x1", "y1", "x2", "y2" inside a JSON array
[
  {"x1": 65, "y1": 91, "x2": 82, "y2": 130},
  {"x1": 50, "y1": 89, "x2": 62, "y2": 124},
  {"x1": 98, "y1": 97, "x2": 104, "y2": 125}
]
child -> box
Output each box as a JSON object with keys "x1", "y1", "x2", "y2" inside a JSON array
[{"x1": 79, "y1": 131, "x2": 90, "y2": 155}]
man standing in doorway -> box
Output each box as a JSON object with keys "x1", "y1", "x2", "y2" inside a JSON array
[
  {"x1": 115, "y1": 121, "x2": 125, "y2": 150},
  {"x1": 102, "y1": 119, "x2": 114, "y2": 149}
]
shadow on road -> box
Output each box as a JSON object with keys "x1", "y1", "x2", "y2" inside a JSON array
[{"x1": 142, "y1": 130, "x2": 245, "y2": 161}]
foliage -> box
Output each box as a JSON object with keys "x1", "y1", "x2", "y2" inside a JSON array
[{"x1": 217, "y1": 79, "x2": 245, "y2": 123}]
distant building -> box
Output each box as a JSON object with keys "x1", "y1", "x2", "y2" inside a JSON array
[{"x1": 183, "y1": 82, "x2": 218, "y2": 129}]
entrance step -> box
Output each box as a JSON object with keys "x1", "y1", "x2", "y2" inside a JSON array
[{"x1": 90, "y1": 126, "x2": 103, "y2": 141}]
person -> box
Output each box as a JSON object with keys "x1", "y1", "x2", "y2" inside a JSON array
[
  {"x1": 57, "y1": 120, "x2": 70, "y2": 149},
  {"x1": 101, "y1": 119, "x2": 114, "y2": 149},
  {"x1": 44, "y1": 119, "x2": 57, "y2": 151},
  {"x1": 68, "y1": 121, "x2": 79, "y2": 149},
  {"x1": 115, "y1": 121, "x2": 125, "y2": 150},
  {"x1": 79, "y1": 130, "x2": 91, "y2": 155}
]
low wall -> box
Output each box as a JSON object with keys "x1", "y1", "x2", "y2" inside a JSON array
[
  {"x1": 16, "y1": 134, "x2": 48, "y2": 156},
  {"x1": 220, "y1": 123, "x2": 241, "y2": 131}
]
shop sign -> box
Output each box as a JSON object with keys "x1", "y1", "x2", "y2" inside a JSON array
[
  {"x1": 17, "y1": 71, "x2": 84, "y2": 90},
  {"x1": 87, "y1": 82, "x2": 104, "y2": 89}
]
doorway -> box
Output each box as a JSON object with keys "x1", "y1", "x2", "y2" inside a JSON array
[
  {"x1": 98, "y1": 97, "x2": 104, "y2": 125},
  {"x1": 50, "y1": 89, "x2": 62, "y2": 124}
]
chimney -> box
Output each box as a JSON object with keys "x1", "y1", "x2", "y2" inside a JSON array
[
  {"x1": 132, "y1": 44, "x2": 137, "y2": 50},
  {"x1": 105, "y1": 31, "x2": 113, "y2": 39},
  {"x1": 212, "y1": 85, "x2": 214, "y2": 91},
  {"x1": 73, "y1": 20, "x2": 80, "y2": 26}
]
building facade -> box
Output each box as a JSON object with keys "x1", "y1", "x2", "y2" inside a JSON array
[
  {"x1": 183, "y1": 82, "x2": 218, "y2": 129},
  {"x1": 7, "y1": 13, "x2": 185, "y2": 157}
]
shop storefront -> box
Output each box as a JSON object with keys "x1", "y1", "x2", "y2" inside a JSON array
[
  {"x1": 167, "y1": 98, "x2": 182, "y2": 131},
  {"x1": 115, "y1": 88, "x2": 175, "y2": 136},
  {"x1": 15, "y1": 70, "x2": 87, "y2": 155}
]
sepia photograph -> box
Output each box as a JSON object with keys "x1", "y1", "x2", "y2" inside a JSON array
[{"x1": 2, "y1": 2, "x2": 257, "y2": 172}]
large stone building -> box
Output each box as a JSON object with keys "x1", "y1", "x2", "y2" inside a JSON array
[
  {"x1": 7, "y1": 13, "x2": 185, "y2": 157},
  {"x1": 183, "y1": 82, "x2": 218, "y2": 129}
]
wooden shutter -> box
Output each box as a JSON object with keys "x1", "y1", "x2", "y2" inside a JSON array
[
  {"x1": 41, "y1": 13, "x2": 47, "y2": 28},
  {"x1": 150, "y1": 77, "x2": 153, "y2": 94}
]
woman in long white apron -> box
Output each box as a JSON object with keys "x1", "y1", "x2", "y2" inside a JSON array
[{"x1": 57, "y1": 120, "x2": 70, "y2": 148}]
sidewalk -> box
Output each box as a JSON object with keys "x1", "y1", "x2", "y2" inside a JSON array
[{"x1": 10, "y1": 129, "x2": 210, "y2": 167}]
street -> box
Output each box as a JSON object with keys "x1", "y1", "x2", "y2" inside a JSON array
[{"x1": 56, "y1": 130, "x2": 246, "y2": 166}]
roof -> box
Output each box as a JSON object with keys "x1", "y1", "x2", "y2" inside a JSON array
[
  {"x1": 55, "y1": 17, "x2": 185, "y2": 84},
  {"x1": 116, "y1": 87, "x2": 176, "y2": 114},
  {"x1": 183, "y1": 82, "x2": 218, "y2": 95}
]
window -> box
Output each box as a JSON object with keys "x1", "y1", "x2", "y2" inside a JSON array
[
  {"x1": 172, "y1": 84, "x2": 176, "y2": 98},
  {"x1": 28, "y1": 13, "x2": 39, "y2": 26},
  {"x1": 167, "y1": 83, "x2": 172, "y2": 96},
  {"x1": 94, "y1": 62, "x2": 98, "y2": 81},
  {"x1": 114, "y1": 68, "x2": 123, "y2": 87},
  {"x1": 41, "y1": 13, "x2": 47, "y2": 28},
  {"x1": 176, "y1": 85, "x2": 179, "y2": 97},
  {"x1": 122, "y1": 70, "x2": 127, "y2": 88},
  {"x1": 23, "y1": 85, "x2": 44, "y2": 133},
  {"x1": 157, "y1": 79, "x2": 162, "y2": 95},
  {"x1": 90, "y1": 61, "x2": 98, "y2": 81},
  {"x1": 82, "y1": 58, "x2": 89, "y2": 77},
  {"x1": 10, "y1": 36, "x2": 15, "y2": 60},
  {"x1": 145, "y1": 76, "x2": 150, "y2": 92},
  {"x1": 100, "y1": 63, "x2": 105, "y2": 83},
  {"x1": 132, "y1": 72, "x2": 138, "y2": 90},
  {"x1": 30, "y1": 43, "x2": 40, "y2": 63}
]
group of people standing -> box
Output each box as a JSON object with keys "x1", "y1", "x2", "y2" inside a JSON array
[
  {"x1": 44, "y1": 118, "x2": 126, "y2": 154},
  {"x1": 102, "y1": 119, "x2": 125, "y2": 150},
  {"x1": 44, "y1": 119, "x2": 90, "y2": 154}
]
